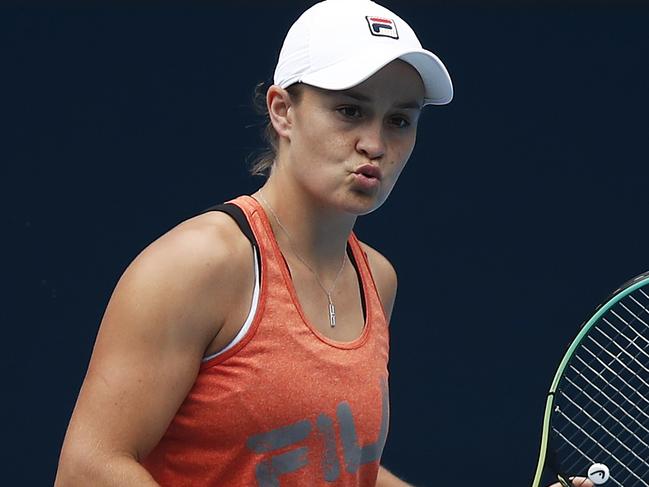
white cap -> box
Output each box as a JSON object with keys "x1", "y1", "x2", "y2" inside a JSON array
[{"x1": 273, "y1": 0, "x2": 453, "y2": 106}]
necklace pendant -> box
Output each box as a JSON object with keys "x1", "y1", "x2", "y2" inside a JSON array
[{"x1": 329, "y1": 302, "x2": 336, "y2": 328}]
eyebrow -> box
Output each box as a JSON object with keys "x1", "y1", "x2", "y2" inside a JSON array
[{"x1": 339, "y1": 89, "x2": 423, "y2": 110}]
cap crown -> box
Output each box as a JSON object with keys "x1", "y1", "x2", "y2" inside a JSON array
[
  {"x1": 274, "y1": 0, "x2": 423, "y2": 88},
  {"x1": 273, "y1": 0, "x2": 454, "y2": 105}
]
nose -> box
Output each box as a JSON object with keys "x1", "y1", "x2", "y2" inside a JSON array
[{"x1": 355, "y1": 121, "x2": 386, "y2": 160}]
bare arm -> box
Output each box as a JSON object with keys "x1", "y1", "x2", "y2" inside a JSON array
[
  {"x1": 377, "y1": 465, "x2": 415, "y2": 487},
  {"x1": 359, "y1": 241, "x2": 398, "y2": 326},
  {"x1": 361, "y1": 243, "x2": 416, "y2": 487},
  {"x1": 55, "y1": 214, "x2": 251, "y2": 486}
]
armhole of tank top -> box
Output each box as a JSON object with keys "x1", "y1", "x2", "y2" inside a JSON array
[
  {"x1": 201, "y1": 244, "x2": 260, "y2": 362},
  {"x1": 349, "y1": 244, "x2": 367, "y2": 324},
  {"x1": 198, "y1": 202, "x2": 262, "y2": 363}
]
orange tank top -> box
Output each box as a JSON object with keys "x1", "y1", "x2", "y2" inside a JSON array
[{"x1": 141, "y1": 195, "x2": 390, "y2": 486}]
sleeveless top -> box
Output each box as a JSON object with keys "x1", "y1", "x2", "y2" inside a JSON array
[{"x1": 141, "y1": 195, "x2": 390, "y2": 486}]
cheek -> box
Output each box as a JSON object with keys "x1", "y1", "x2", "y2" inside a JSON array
[
  {"x1": 378, "y1": 140, "x2": 415, "y2": 197},
  {"x1": 383, "y1": 163, "x2": 407, "y2": 196},
  {"x1": 388, "y1": 136, "x2": 416, "y2": 170},
  {"x1": 296, "y1": 120, "x2": 355, "y2": 166},
  {"x1": 294, "y1": 113, "x2": 339, "y2": 150}
]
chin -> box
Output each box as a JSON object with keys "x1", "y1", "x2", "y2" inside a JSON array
[{"x1": 342, "y1": 191, "x2": 387, "y2": 216}]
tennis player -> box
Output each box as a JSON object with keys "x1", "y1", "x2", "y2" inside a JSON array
[{"x1": 55, "y1": 1, "x2": 582, "y2": 486}]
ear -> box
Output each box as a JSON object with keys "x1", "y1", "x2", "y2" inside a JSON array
[{"x1": 267, "y1": 85, "x2": 294, "y2": 140}]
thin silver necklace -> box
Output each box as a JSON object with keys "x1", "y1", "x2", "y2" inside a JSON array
[{"x1": 257, "y1": 191, "x2": 346, "y2": 328}]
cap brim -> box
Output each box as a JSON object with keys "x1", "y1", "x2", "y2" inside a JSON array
[{"x1": 300, "y1": 47, "x2": 453, "y2": 106}]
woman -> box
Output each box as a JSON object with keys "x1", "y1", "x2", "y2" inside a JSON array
[{"x1": 55, "y1": 1, "x2": 590, "y2": 486}]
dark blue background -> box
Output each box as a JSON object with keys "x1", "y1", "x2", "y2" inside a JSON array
[{"x1": 4, "y1": 2, "x2": 649, "y2": 485}]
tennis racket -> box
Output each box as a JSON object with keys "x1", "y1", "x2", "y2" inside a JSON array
[{"x1": 531, "y1": 271, "x2": 649, "y2": 487}]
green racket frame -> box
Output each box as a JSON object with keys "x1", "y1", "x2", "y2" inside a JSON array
[{"x1": 531, "y1": 272, "x2": 649, "y2": 487}]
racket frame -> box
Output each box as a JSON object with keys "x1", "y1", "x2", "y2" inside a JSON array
[{"x1": 531, "y1": 272, "x2": 649, "y2": 487}]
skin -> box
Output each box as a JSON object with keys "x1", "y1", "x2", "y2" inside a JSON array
[
  {"x1": 54, "y1": 57, "x2": 592, "y2": 487},
  {"x1": 257, "y1": 59, "x2": 423, "y2": 272},
  {"x1": 255, "y1": 60, "x2": 424, "y2": 485},
  {"x1": 549, "y1": 479, "x2": 593, "y2": 487},
  {"x1": 55, "y1": 59, "x2": 422, "y2": 486},
  {"x1": 248, "y1": 59, "x2": 424, "y2": 345}
]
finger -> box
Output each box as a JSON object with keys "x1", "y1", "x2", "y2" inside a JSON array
[
  {"x1": 569, "y1": 477, "x2": 593, "y2": 487},
  {"x1": 548, "y1": 477, "x2": 594, "y2": 487}
]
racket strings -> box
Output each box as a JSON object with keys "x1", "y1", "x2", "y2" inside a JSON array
[
  {"x1": 561, "y1": 353, "x2": 649, "y2": 477},
  {"x1": 605, "y1": 312, "x2": 649, "y2": 370},
  {"x1": 592, "y1": 324, "x2": 649, "y2": 393},
  {"x1": 551, "y1": 288, "x2": 649, "y2": 486},
  {"x1": 557, "y1": 349, "x2": 649, "y2": 479},
  {"x1": 558, "y1": 378, "x2": 649, "y2": 483},
  {"x1": 560, "y1": 332, "x2": 649, "y2": 481},
  {"x1": 562, "y1": 373, "x2": 649, "y2": 451},
  {"x1": 567, "y1": 362, "x2": 649, "y2": 443},
  {"x1": 583, "y1": 334, "x2": 649, "y2": 412},
  {"x1": 553, "y1": 414, "x2": 625, "y2": 487},
  {"x1": 617, "y1": 297, "x2": 649, "y2": 350},
  {"x1": 567, "y1": 340, "x2": 649, "y2": 484},
  {"x1": 565, "y1": 316, "x2": 649, "y2": 441},
  {"x1": 556, "y1": 392, "x2": 647, "y2": 485}
]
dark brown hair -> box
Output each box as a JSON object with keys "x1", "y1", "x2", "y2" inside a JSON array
[{"x1": 247, "y1": 81, "x2": 304, "y2": 178}]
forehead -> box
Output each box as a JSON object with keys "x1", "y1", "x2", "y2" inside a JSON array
[
  {"x1": 353, "y1": 59, "x2": 425, "y2": 100},
  {"x1": 301, "y1": 60, "x2": 425, "y2": 108}
]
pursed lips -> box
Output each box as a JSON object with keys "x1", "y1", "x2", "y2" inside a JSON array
[{"x1": 353, "y1": 164, "x2": 382, "y2": 181}]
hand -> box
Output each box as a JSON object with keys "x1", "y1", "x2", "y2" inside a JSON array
[{"x1": 548, "y1": 478, "x2": 593, "y2": 487}]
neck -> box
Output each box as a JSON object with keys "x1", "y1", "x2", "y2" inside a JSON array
[{"x1": 252, "y1": 173, "x2": 357, "y2": 277}]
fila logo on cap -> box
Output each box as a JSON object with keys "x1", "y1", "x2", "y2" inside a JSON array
[{"x1": 365, "y1": 16, "x2": 399, "y2": 39}]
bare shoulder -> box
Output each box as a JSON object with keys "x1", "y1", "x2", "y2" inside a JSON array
[
  {"x1": 145, "y1": 210, "x2": 253, "y2": 292},
  {"x1": 121, "y1": 210, "x2": 254, "y2": 339},
  {"x1": 358, "y1": 240, "x2": 398, "y2": 323},
  {"x1": 144, "y1": 210, "x2": 252, "y2": 273},
  {"x1": 57, "y1": 210, "x2": 254, "y2": 473}
]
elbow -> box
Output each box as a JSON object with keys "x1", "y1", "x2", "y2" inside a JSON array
[
  {"x1": 55, "y1": 458, "x2": 84, "y2": 486},
  {"x1": 55, "y1": 443, "x2": 101, "y2": 486},
  {"x1": 55, "y1": 443, "x2": 152, "y2": 487}
]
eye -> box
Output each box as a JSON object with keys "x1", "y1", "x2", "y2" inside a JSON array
[
  {"x1": 389, "y1": 115, "x2": 411, "y2": 129},
  {"x1": 337, "y1": 105, "x2": 362, "y2": 119}
]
